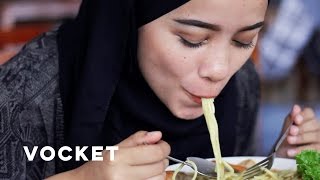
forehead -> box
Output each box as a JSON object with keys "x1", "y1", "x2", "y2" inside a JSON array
[{"x1": 166, "y1": 0, "x2": 267, "y2": 29}]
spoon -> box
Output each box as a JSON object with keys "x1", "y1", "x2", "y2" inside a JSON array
[{"x1": 167, "y1": 156, "x2": 217, "y2": 178}]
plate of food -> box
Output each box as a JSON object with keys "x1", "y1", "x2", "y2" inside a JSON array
[
  {"x1": 166, "y1": 98, "x2": 320, "y2": 180},
  {"x1": 166, "y1": 150, "x2": 320, "y2": 180},
  {"x1": 166, "y1": 156, "x2": 299, "y2": 179}
]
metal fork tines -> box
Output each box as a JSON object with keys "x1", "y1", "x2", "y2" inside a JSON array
[
  {"x1": 242, "y1": 154, "x2": 275, "y2": 179},
  {"x1": 242, "y1": 121, "x2": 293, "y2": 179},
  {"x1": 167, "y1": 156, "x2": 216, "y2": 178}
]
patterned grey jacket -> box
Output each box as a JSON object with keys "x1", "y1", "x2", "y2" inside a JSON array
[{"x1": 0, "y1": 30, "x2": 260, "y2": 180}]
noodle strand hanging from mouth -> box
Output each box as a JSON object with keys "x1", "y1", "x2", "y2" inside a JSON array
[{"x1": 201, "y1": 98, "x2": 224, "y2": 180}]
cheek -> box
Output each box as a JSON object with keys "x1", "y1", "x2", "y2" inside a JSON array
[
  {"x1": 229, "y1": 46, "x2": 257, "y2": 74},
  {"x1": 230, "y1": 34, "x2": 258, "y2": 69},
  {"x1": 139, "y1": 30, "x2": 192, "y2": 81}
]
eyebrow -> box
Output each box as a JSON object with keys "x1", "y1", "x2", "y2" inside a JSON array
[
  {"x1": 174, "y1": 19, "x2": 264, "y2": 32},
  {"x1": 239, "y1": 22, "x2": 264, "y2": 32},
  {"x1": 174, "y1": 19, "x2": 222, "y2": 31}
]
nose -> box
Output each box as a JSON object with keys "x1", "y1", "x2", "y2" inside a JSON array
[{"x1": 198, "y1": 45, "x2": 230, "y2": 82}]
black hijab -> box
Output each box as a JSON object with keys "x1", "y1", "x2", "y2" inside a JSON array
[{"x1": 57, "y1": 0, "x2": 250, "y2": 170}]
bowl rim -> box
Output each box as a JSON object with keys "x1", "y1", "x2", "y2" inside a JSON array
[{"x1": 166, "y1": 156, "x2": 297, "y2": 172}]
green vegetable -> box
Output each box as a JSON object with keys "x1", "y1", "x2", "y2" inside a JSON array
[{"x1": 296, "y1": 150, "x2": 320, "y2": 180}]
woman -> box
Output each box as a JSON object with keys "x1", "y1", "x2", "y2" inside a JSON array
[{"x1": 0, "y1": 0, "x2": 319, "y2": 179}]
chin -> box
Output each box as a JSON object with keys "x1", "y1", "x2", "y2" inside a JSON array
[{"x1": 171, "y1": 107, "x2": 203, "y2": 120}]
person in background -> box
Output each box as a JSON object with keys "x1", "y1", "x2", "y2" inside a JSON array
[
  {"x1": 259, "y1": 0, "x2": 320, "y2": 80},
  {"x1": 0, "y1": 0, "x2": 319, "y2": 179}
]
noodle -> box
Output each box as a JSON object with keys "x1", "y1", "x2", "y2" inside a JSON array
[
  {"x1": 262, "y1": 167, "x2": 278, "y2": 179},
  {"x1": 171, "y1": 168, "x2": 299, "y2": 180},
  {"x1": 172, "y1": 160, "x2": 198, "y2": 180},
  {"x1": 201, "y1": 98, "x2": 224, "y2": 179},
  {"x1": 171, "y1": 98, "x2": 300, "y2": 180}
]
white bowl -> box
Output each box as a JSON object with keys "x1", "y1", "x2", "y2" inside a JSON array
[{"x1": 166, "y1": 156, "x2": 297, "y2": 172}]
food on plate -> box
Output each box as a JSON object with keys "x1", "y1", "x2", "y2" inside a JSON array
[
  {"x1": 170, "y1": 98, "x2": 300, "y2": 180},
  {"x1": 166, "y1": 158, "x2": 300, "y2": 180}
]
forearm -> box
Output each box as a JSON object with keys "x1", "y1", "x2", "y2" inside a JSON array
[
  {"x1": 46, "y1": 161, "x2": 102, "y2": 180},
  {"x1": 45, "y1": 168, "x2": 81, "y2": 180}
]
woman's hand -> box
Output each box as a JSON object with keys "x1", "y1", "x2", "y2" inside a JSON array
[
  {"x1": 47, "y1": 131, "x2": 170, "y2": 180},
  {"x1": 277, "y1": 105, "x2": 320, "y2": 158}
]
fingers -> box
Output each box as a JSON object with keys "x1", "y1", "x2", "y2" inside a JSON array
[
  {"x1": 292, "y1": 107, "x2": 315, "y2": 126},
  {"x1": 290, "y1": 104, "x2": 301, "y2": 119},
  {"x1": 288, "y1": 130, "x2": 320, "y2": 144},
  {"x1": 78, "y1": 131, "x2": 168, "y2": 180},
  {"x1": 288, "y1": 107, "x2": 318, "y2": 136},
  {"x1": 284, "y1": 106, "x2": 320, "y2": 158},
  {"x1": 146, "y1": 172, "x2": 167, "y2": 180},
  {"x1": 288, "y1": 107, "x2": 319, "y2": 140},
  {"x1": 282, "y1": 105, "x2": 301, "y2": 131},
  {"x1": 291, "y1": 114, "x2": 304, "y2": 126},
  {"x1": 118, "y1": 131, "x2": 162, "y2": 148},
  {"x1": 300, "y1": 107, "x2": 316, "y2": 121},
  {"x1": 289, "y1": 120, "x2": 320, "y2": 136},
  {"x1": 287, "y1": 143, "x2": 320, "y2": 157},
  {"x1": 125, "y1": 159, "x2": 168, "y2": 180},
  {"x1": 100, "y1": 131, "x2": 170, "y2": 180},
  {"x1": 287, "y1": 112, "x2": 320, "y2": 146},
  {"x1": 103, "y1": 159, "x2": 168, "y2": 180},
  {"x1": 117, "y1": 140, "x2": 171, "y2": 165}
]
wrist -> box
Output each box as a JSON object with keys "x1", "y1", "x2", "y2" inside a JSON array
[{"x1": 45, "y1": 166, "x2": 83, "y2": 180}]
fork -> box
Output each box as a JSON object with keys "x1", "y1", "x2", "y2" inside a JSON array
[
  {"x1": 242, "y1": 121, "x2": 293, "y2": 179},
  {"x1": 167, "y1": 156, "x2": 217, "y2": 178}
]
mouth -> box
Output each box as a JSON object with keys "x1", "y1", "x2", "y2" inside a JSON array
[
  {"x1": 188, "y1": 92, "x2": 202, "y2": 105},
  {"x1": 184, "y1": 89, "x2": 216, "y2": 105}
]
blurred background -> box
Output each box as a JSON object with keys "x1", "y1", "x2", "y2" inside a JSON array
[
  {"x1": 0, "y1": 0, "x2": 319, "y2": 156},
  {"x1": 254, "y1": 0, "x2": 320, "y2": 155},
  {"x1": 0, "y1": 0, "x2": 80, "y2": 64}
]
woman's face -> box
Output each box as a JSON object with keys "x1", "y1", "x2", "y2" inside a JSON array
[{"x1": 137, "y1": 0, "x2": 267, "y2": 120}]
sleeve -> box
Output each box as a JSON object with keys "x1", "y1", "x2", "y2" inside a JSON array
[{"x1": 0, "y1": 31, "x2": 63, "y2": 179}]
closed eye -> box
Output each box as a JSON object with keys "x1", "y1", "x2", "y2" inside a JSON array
[
  {"x1": 233, "y1": 40, "x2": 255, "y2": 49},
  {"x1": 179, "y1": 36, "x2": 207, "y2": 49}
]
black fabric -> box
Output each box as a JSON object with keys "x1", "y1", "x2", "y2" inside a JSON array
[
  {"x1": 57, "y1": 0, "x2": 191, "y2": 169},
  {"x1": 57, "y1": 0, "x2": 196, "y2": 147},
  {"x1": 135, "y1": 0, "x2": 188, "y2": 27},
  {"x1": 103, "y1": 56, "x2": 237, "y2": 162},
  {"x1": 57, "y1": 1, "x2": 133, "y2": 148},
  {"x1": 56, "y1": 0, "x2": 260, "y2": 170}
]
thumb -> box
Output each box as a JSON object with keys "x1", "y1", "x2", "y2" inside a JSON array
[{"x1": 117, "y1": 131, "x2": 162, "y2": 148}]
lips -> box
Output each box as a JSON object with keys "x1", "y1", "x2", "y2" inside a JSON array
[
  {"x1": 184, "y1": 89, "x2": 216, "y2": 105},
  {"x1": 189, "y1": 93, "x2": 202, "y2": 104}
]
